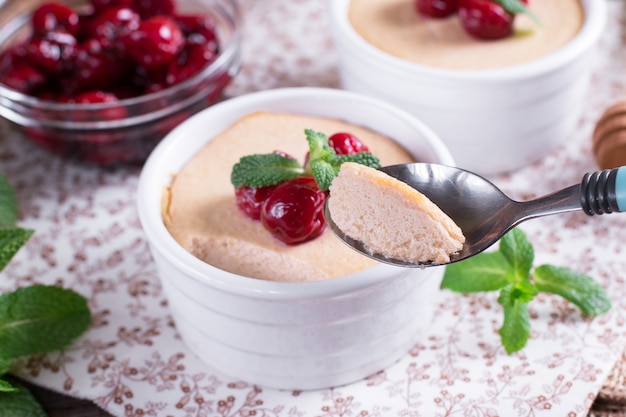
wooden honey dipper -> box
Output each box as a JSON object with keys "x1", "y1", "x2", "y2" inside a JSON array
[{"x1": 593, "y1": 99, "x2": 626, "y2": 169}]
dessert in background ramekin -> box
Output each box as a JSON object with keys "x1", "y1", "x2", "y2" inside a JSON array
[
  {"x1": 329, "y1": 0, "x2": 607, "y2": 175},
  {"x1": 137, "y1": 87, "x2": 455, "y2": 390},
  {"x1": 0, "y1": 0, "x2": 241, "y2": 165}
]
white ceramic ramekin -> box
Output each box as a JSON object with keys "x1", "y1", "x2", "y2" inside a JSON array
[
  {"x1": 329, "y1": 0, "x2": 607, "y2": 175},
  {"x1": 137, "y1": 87, "x2": 454, "y2": 390}
]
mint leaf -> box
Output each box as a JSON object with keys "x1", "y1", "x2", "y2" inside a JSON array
[
  {"x1": 231, "y1": 154, "x2": 303, "y2": 188},
  {"x1": 497, "y1": 284, "x2": 532, "y2": 354},
  {"x1": 305, "y1": 129, "x2": 334, "y2": 163},
  {"x1": 0, "y1": 358, "x2": 12, "y2": 375},
  {"x1": 442, "y1": 251, "x2": 511, "y2": 293},
  {"x1": 0, "y1": 285, "x2": 91, "y2": 360},
  {"x1": 332, "y1": 153, "x2": 381, "y2": 170},
  {"x1": 443, "y1": 227, "x2": 610, "y2": 354},
  {"x1": 0, "y1": 378, "x2": 47, "y2": 417},
  {"x1": 310, "y1": 160, "x2": 336, "y2": 191},
  {"x1": 534, "y1": 265, "x2": 611, "y2": 316},
  {"x1": 0, "y1": 378, "x2": 17, "y2": 393},
  {"x1": 494, "y1": 0, "x2": 540, "y2": 24},
  {"x1": 499, "y1": 228, "x2": 533, "y2": 284},
  {"x1": 0, "y1": 175, "x2": 18, "y2": 228},
  {"x1": 0, "y1": 228, "x2": 34, "y2": 271}
]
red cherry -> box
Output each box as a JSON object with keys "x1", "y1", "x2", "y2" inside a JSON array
[
  {"x1": 31, "y1": 2, "x2": 80, "y2": 37},
  {"x1": 71, "y1": 38, "x2": 129, "y2": 93},
  {"x1": 415, "y1": 0, "x2": 457, "y2": 18},
  {"x1": 260, "y1": 176, "x2": 326, "y2": 245},
  {"x1": 24, "y1": 33, "x2": 76, "y2": 75},
  {"x1": 235, "y1": 185, "x2": 279, "y2": 220},
  {"x1": 165, "y1": 41, "x2": 217, "y2": 85},
  {"x1": 458, "y1": 0, "x2": 514, "y2": 40},
  {"x1": 90, "y1": 0, "x2": 133, "y2": 12},
  {"x1": 83, "y1": 6, "x2": 141, "y2": 49},
  {"x1": 123, "y1": 16, "x2": 184, "y2": 69},
  {"x1": 174, "y1": 14, "x2": 218, "y2": 50},
  {"x1": 1, "y1": 64, "x2": 47, "y2": 94},
  {"x1": 131, "y1": 0, "x2": 176, "y2": 20},
  {"x1": 328, "y1": 132, "x2": 369, "y2": 155},
  {"x1": 70, "y1": 90, "x2": 128, "y2": 121}
]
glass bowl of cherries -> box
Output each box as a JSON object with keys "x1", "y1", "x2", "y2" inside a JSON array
[{"x1": 0, "y1": 0, "x2": 241, "y2": 165}]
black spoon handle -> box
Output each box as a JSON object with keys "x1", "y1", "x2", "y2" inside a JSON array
[{"x1": 580, "y1": 167, "x2": 626, "y2": 215}]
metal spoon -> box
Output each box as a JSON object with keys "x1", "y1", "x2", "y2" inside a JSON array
[{"x1": 325, "y1": 163, "x2": 626, "y2": 267}]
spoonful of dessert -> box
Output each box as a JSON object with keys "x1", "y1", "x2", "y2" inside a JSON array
[{"x1": 325, "y1": 162, "x2": 626, "y2": 267}]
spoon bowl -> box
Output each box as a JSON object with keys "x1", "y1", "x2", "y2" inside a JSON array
[{"x1": 326, "y1": 163, "x2": 626, "y2": 267}]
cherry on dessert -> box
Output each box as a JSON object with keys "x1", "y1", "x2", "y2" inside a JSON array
[
  {"x1": 32, "y1": 2, "x2": 80, "y2": 37},
  {"x1": 235, "y1": 185, "x2": 279, "y2": 220},
  {"x1": 328, "y1": 132, "x2": 369, "y2": 155},
  {"x1": 458, "y1": 0, "x2": 514, "y2": 40},
  {"x1": 261, "y1": 176, "x2": 326, "y2": 245},
  {"x1": 415, "y1": 0, "x2": 457, "y2": 18},
  {"x1": 122, "y1": 16, "x2": 184, "y2": 69}
]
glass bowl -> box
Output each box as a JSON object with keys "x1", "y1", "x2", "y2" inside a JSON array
[{"x1": 0, "y1": 0, "x2": 241, "y2": 165}]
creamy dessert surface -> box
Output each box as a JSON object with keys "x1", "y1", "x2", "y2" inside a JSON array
[
  {"x1": 348, "y1": 0, "x2": 584, "y2": 70},
  {"x1": 163, "y1": 111, "x2": 414, "y2": 282}
]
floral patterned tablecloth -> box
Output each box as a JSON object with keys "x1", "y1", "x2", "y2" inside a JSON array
[{"x1": 2, "y1": 1, "x2": 626, "y2": 416}]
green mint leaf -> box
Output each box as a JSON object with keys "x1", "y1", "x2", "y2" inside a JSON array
[
  {"x1": 332, "y1": 153, "x2": 381, "y2": 170},
  {"x1": 0, "y1": 378, "x2": 47, "y2": 417},
  {"x1": 305, "y1": 129, "x2": 334, "y2": 163},
  {"x1": 304, "y1": 129, "x2": 382, "y2": 190},
  {"x1": 497, "y1": 284, "x2": 532, "y2": 354},
  {"x1": 231, "y1": 154, "x2": 303, "y2": 188},
  {"x1": 0, "y1": 285, "x2": 91, "y2": 360},
  {"x1": 0, "y1": 175, "x2": 18, "y2": 228},
  {"x1": 0, "y1": 357, "x2": 12, "y2": 376},
  {"x1": 499, "y1": 228, "x2": 533, "y2": 284},
  {"x1": 442, "y1": 251, "x2": 511, "y2": 293},
  {"x1": 0, "y1": 228, "x2": 34, "y2": 271},
  {"x1": 310, "y1": 160, "x2": 336, "y2": 191},
  {"x1": 494, "y1": 0, "x2": 540, "y2": 24},
  {"x1": 0, "y1": 378, "x2": 17, "y2": 393},
  {"x1": 534, "y1": 264, "x2": 611, "y2": 316}
]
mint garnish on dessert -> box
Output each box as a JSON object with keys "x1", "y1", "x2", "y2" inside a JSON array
[
  {"x1": 231, "y1": 128, "x2": 381, "y2": 245},
  {"x1": 231, "y1": 129, "x2": 381, "y2": 191},
  {"x1": 442, "y1": 228, "x2": 610, "y2": 354},
  {"x1": 495, "y1": 0, "x2": 540, "y2": 24}
]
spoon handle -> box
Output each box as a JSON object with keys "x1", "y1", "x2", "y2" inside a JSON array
[{"x1": 580, "y1": 166, "x2": 626, "y2": 215}]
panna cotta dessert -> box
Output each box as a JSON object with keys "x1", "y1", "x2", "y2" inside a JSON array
[
  {"x1": 162, "y1": 111, "x2": 414, "y2": 282},
  {"x1": 328, "y1": 162, "x2": 465, "y2": 264},
  {"x1": 348, "y1": 0, "x2": 584, "y2": 70}
]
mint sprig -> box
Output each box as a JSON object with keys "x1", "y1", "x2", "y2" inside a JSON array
[
  {"x1": 0, "y1": 173, "x2": 92, "y2": 416},
  {"x1": 230, "y1": 129, "x2": 381, "y2": 191},
  {"x1": 0, "y1": 175, "x2": 18, "y2": 228},
  {"x1": 231, "y1": 153, "x2": 303, "y2": 188},
  {"x1": 494, "y1": 0, "x2": 540, "y2": 25},
  {"x1": 442, "y1": 228, "x2": 611, "y2": 354}
]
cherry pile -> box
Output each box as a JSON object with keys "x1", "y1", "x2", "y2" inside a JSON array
[
  {"x1": 235, "y1": 132, "x2": 370, "y2": 245},
  {"x1": 0, "y1": 0, "x2": 220, "y2": 100},
  {"x1": 415, "y1": 0, "x2": 529, "y2": 40},
  {"x1": 0, "y1": 0, "x2": 233, "y2": 165}
]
